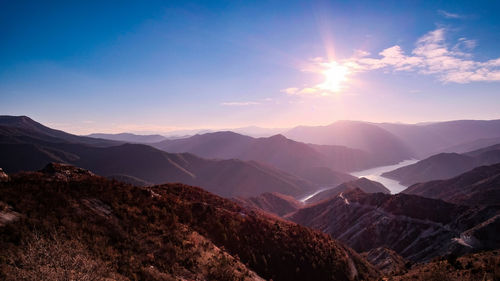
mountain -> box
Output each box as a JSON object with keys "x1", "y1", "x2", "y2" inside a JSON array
[
  {"x1": 87, "y1": 133, "x2": 167, "y2": 143},
  {"x1": 361, "y1": 247, "x2": 408, "y2": 275},
  {"x1": 0, "y1": 164, "x2": 379, "y2": 281},
  {"x1": 284, "y1": 120, "x2": 414, "y2": 166},
  {"x1": 402, "y1": 163, "x2": 500, "y2": 206},
  {"x1": 0, "y1": 115, "x2": 118, "y2": 147},
  {"x1": 233, "y1": 192, "x2": 303, "y2": 217},
  {"x1": 381, "y1": 153, "x2": 476, "y2": 186},
  {"x1": 379, "y1": 119, "x2": 500, "y2": 157},
  {"x1": 0, "y1": 116, "x2": 316, "y2": 198},
  {"x1": 307, "y1": 144, "x2": 375, "y2": 172},
  {"x1": 289, "y1": 188, "x2": 500, "y2": 262},
  {"x1": 305, "y1": 177, "x2": 390, "y2": 204},
  {"x1": 229, "y1": 126, "x2": 286, "y2": 137},
  {"x1": 440, "y1": 136, "x2": 500, "y2": 154},
  {"x1": 382, "y1": 143, "x2": 500, "y2": 186},
  {"x1": 152, "y1": 131, "x2": 358, "y2": 185}
]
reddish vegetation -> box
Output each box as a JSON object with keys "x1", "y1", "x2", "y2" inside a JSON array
[
  {"x1": 361, "y1": 247, "x2": 408, "y2": 275},
  {"x1": 0, "y1": 163, "x2": 378, "y2": 281},
  {"x1": 233, "y1": 192, "x2": 303, "y2": 217},
  {"x1": 389, "y1": 250, "x2": 500, "y2": 281}
]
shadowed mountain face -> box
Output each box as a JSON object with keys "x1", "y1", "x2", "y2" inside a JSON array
[
  {"x1": 87, "y1": 133, "x2": 167, "y2": 143},
  {"x1": 0, "y1": 115, "x2": 119, "y2": 147},
  {"x1": 284, "y1": 121, "x2": 414, "y2": 166},
  {"x1": 305, "y1": 177, "x2": 390, "y2": 204},
  {"x1": 289, "y1": 188, "x2": 500, "y2": 262},
  {"x1": 379, "y1": 120, "x2": 500, "y2": 158},
  {"x1": 402, "y1": 163, "x2": 500, "y2": 206},
  {"x1": 152, "y1": 131, "x2": 358, "y2": 186},
  {"x1": 0, "y1": 116, "x2": 316, "y2": 198},
  {"x1": 382, "y1": 144, "x2": 500, "y2": 186},
  {"x1": 0, "y1": 164, "x2": 379, "y2": 281}
]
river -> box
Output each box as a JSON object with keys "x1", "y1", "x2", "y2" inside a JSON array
[
  {"x1": 351, "y1": 159, "x2": 418, "y2": 194},
  {"x1": 299, "y1": 159, "x2": 418, "y2": 202}
]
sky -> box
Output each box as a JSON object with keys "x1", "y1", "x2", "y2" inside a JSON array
[{"x1": 1, "y1": 0, "x2": 500, "y2": 134}]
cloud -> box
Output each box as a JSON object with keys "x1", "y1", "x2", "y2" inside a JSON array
[
  {"x1": 280, "y1": 87, "x2": 299, "y2": 95},
  {"x1": 221, "y1": 101, "x2": 260, "y2": 106},
  {"x1": 341, "y1": 28, "x2": 500, "y2": 84},
  {"x1": 438, "y1": 10, "x2": 463, "y2": 19},
  {"x1": 283, "y1": 27, "x2": 500, "y2": 96}
]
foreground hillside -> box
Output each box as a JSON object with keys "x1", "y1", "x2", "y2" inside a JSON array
[{"x1": 0, "y1": 164, "x2": 378, "y2": 281}]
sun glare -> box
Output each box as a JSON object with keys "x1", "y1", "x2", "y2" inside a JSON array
[{"x1": 318, "y1": 62, "x2": 350, "y2": 92}]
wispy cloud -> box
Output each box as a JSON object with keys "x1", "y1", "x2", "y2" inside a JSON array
[
  {"x1": 280, "y1": 87, "x2": 299, "y2": 95},
  {"x1": 284, "y1": 27, "x2": 500, "y2": 93},
  {"x1": 347, "y1": 28, "x2": 500, "y2": 83},
  {"x1": 438, "y1": 10, "x2": 463, "y2": 19},
  {"x1": 221, "y1": 101, "x2": 260, "y2": 106}
]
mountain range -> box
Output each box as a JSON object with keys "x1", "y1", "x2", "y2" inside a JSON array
[
  {"x1": 152, "y1": 131, "x2": 360, "y2": 184},
  {"x1": 87, "y1": 133, "x2": 168, "y2": 143},
  {"x1": 0, "y1": 116, "x2": 316, "y2": 198},
  {"x1": 402, "y1": 163, "x2": 500, "y2": 206},
  {"x1": 382, "y1": 143, "x2": 500, "y2": 186},
  {"x1": 2, "y1": 115, "x2": 500, "y2": 280},
  {"x1": 289, "y1": 186, "x2": 500, "y2": 262}
]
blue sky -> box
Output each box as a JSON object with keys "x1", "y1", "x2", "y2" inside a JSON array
[{"x1": 1, "y1": 0, "x2": 500, "y2": 134}]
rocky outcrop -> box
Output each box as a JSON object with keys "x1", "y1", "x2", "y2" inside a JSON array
[
  {"x1": 361, "y1": 247, "x2": 408, "y2": 275},
  {"x1": 40, "y1": 162, "x2": 95, "y2": 181},
  {"x1": 0, "y1": 168, "x2": 8, "y2": 182},
  {"x1": 290, "y1": 188, "x2": 500, "y2": 262}
]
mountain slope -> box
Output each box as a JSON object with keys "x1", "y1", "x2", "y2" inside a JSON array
[
  {"x1": 305, "y1": 177, "x2": 390, "y2": 204},
  {"x1": 0, "y1": 164, "x2": 379, "y2": 281},
  {"x1": 87, "y1": 133, "x2": 167, "y2": 143},
  {"x1": 233, "y1": 192, "x2": 302, "y2": 217},
  {"x1": 153, "y1": 131, "x2": 358, "y2": 185},
  {"x1": 285, "y1": 120, "x2": 414, "y2": 166},
  {"x1": 289, "y1": 188, "x2": 500, "y2": 262},
  {"x1": 0, "y1": 115, "x2": 119, "y2": 147},
  {"x1": 381, "y1": 153, "x2": 476, "y2": 186},
  {"x1": 379, "y1": 119, "x2": 500, "y2": 157},
  {"x1": 382, "y1": 144, "x2": 500, "y2": 186},
  {"x1": 402, "y1": 163, "x2": 500, "y2": 206},
  {"x1": 0, "y1": 116, "x2": 316, "y2": 198}
]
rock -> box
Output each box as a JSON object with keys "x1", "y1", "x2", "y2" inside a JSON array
[
  {"x1": 0, "y1": 168, "x2": 8, "y2": 182},
  {"x1": 39, "y1": 163, "x2": 95, "y2": 181}
]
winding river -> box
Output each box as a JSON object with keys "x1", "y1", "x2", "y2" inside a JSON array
[
  {"x1": 351, "y1": 159, "x2": 418, "y2": 194},
  {"x1": 299, "y1": 159, "x2": 418, "y2": 202}
]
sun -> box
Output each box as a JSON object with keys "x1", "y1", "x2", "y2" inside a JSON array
[{"x1": 318, "y1": 61, "x2": 350, "y2": 93}]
